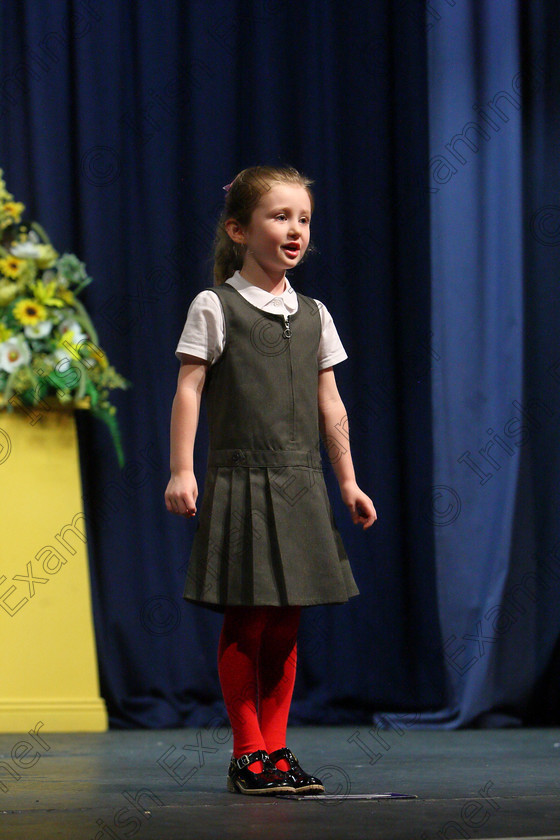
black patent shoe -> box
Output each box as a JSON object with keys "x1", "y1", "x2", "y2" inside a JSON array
[
  {"x1": 227, "y1": 750, "x2": 296, "y2": 795},
  {"x1": 269, "y1": 747, "x2": 325, "y2": 794}
]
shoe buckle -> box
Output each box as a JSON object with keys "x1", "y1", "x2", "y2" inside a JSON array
[{"x1": 236, "y1": 754, "x2": 251, "y2": 769}]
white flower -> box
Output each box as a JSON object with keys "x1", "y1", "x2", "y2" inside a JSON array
[
  {"x1": 24, "y1": 320, "x2": 53, "y2": 339},
  {"x1": 9, "y1": 242, "x2": 42, "y2": 259},
  {"x1": 58, "y1": 319, "x2": 88, "y2": 346},
  {"x1": 53, "y1": 347, "x2": 74, "y2": 370},
  {"x1": 0, "y1": 336, "x2": 32, "y2": 372}
]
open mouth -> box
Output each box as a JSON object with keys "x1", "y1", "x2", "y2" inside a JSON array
[{"x1": 282, "y1": 243, "x2": 300, "y2": 255}]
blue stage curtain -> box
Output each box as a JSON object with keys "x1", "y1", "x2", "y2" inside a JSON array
[
  {"x1": 1, "y1": 0, "x2": 558, "y2": 729},
  {"x1": 393, "y1": 0, "x2": 560, "y2": 729}
]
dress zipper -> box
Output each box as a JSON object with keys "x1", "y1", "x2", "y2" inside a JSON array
[{"x1": 283, "y1": 315, "x2": 295, "y2": 440}]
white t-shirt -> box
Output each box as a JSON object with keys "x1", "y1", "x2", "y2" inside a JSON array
[{"x1": 175, "y1": 270, "x2": 348, "y2": 370}]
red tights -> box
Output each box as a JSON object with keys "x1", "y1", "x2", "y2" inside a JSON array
[{"x1": 217, "y1": 605, "x2": 301, "y2": 773}]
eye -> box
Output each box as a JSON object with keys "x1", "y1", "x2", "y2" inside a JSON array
[
  {"x1": 275, "y1": 213, "x2": 287, "y2": 220},
  {"x1": 300, "y1": 217, "x2": 310, "y2": 224}
]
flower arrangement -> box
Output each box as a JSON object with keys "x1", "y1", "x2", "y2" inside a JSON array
[{"x1": 0, "y1": 168, "x2": 130, "y2": 467}]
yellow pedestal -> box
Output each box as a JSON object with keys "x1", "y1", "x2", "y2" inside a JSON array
[{"x1": 0, "y1": 400, "x2": 108, "y2": 732}]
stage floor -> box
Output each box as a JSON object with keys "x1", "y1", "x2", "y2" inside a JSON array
[{"x1": 1, "y1": 726, "x2": 559, "y2": 839}]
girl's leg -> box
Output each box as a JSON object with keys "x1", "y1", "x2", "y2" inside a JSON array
[
  {"x1": 257, "y1": 605, "x2": 301, "y2": 771},
  {"x1": 217, "y1": 605, "x2": 268, "y2": 772}
]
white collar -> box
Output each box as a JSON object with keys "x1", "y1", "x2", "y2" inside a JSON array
[{"x1": 225, "y1": 270, "x2": 298, "y2": 313}]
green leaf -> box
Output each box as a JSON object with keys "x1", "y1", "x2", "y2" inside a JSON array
[
  {"x1": 74, "y1": 364, "x2": 87, "y2": 400},
  {"x1": 84, "y1": 378, "x2": 99, "y2": 407},
  {"x1": 45, "y1": 368, "x2": 71, "y2": 393},
  {"x1": 70, "y1": 297, "x2": 99, "y2": 345},
  {"x1": 71, "y1": 275, "x2": 93, "y2": 296},
  {"x1": 30, "y1": 221, "x2": 52, "y2": 245},
  {"x1": 3, "y1": 368, "x2": 20, "y2": 405},
  {"x1": 90, "y1": 404, "x2": 126, "y2": 468}
]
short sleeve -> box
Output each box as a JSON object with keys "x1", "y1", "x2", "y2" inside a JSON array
[
  {"x1": 175, "y1": 290, "x2": 225, "y2": 364},
  {"x1": 314, "y1": 299, "x2": 348, "y2": 369}
]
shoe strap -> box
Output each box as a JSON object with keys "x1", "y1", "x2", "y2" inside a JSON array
[
  {"x1": 270, "y1": 747, "x2": 298, "y2": 765},
  {"x1": 235, "y1": 749, "x2": 268, "y2": 770}
]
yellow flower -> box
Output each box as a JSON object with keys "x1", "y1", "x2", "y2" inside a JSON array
[
  {"x1": 29, "y1": 279, "x2": 65, "y2": 308},
  {"x1": 0, "y1": 281, "x2": 18, "y2": 305},
  {"x1": 90, "y1": 344, "x2": 108, "y2": 370},
  {"x1": 0, "y1": 323, "x2": 13, "y2": 341},
  {"x1": 0, "y1": 170, "x2": 15, "y2": 202},
  {"x1": 54, "y1": 329, "x2": 76, "y2": 349},
  {"x1": 57, "y1": 288, "x2": 75, "y2": 305},
  {"x1": 0, "y1": 201, "x2": 25, "y2": 225},
  {"x1": 35, "y1": 244, "x2": 59, "y2": 269},
  {"x1": 13, "y1": 298, "x2": 48, "y2": 325},
  {"x1": 0, "y1": 255, "x2": 25, "y2": 279}
]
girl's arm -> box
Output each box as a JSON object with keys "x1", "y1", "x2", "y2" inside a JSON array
[
  {"x1": 317, "y1": 367, "x2": 377, "y2": 529},
  {"x1": 164, "y1": 355, "x2": 208, "y2": 518}
]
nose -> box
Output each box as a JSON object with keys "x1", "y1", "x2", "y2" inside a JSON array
[{"x1": 288, "y1": 221, "x2": 303, "y2": 238}]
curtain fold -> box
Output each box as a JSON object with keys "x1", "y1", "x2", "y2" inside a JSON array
[{"x1": 424, "y1": 0, "x2": 525, "y2": 727}]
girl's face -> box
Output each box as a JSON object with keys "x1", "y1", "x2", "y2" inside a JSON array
[{"x1": 240, "y1": 183, "x2": 312, "y2": 276}]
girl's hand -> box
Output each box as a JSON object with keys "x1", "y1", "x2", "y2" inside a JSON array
[
  {"x1": 165, "y1": 470, "x2": 198, "y2": 518},
  {"x1": 340, "y1": 481, "x2": 377, "y2": 529}
]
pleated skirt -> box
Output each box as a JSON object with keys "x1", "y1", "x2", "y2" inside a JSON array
[{"x1": 182, "y1": 461, "x2": 360, "y2": 612}]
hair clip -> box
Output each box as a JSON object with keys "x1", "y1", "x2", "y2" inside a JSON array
[{"x1": 223, "y1": 182, "x2": 233, "y2": 192}]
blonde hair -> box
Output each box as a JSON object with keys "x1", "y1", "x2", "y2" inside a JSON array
[{"x1": 212, "y1": 165, "x2": 315, "y2": 286}]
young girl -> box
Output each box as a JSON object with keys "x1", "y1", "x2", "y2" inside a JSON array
[{"x1": 165, "y1": 165, "x2": 376, "y2": 796}]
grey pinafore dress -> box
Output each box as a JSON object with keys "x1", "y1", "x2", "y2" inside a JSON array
[{"x1": 182, "y1": 282, "x2": 359, "y2": 612}]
